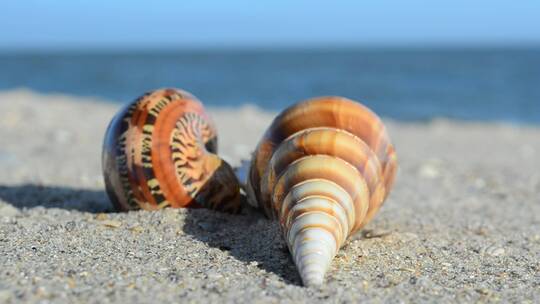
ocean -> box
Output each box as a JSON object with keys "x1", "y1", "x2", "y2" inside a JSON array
[{"x1": 0, "y1": 48, "x2": 539, "y2": 124}]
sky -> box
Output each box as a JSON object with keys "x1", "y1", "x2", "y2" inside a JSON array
[{"x1": 1, "y1": 0, "x2": 539, "y2": 50}]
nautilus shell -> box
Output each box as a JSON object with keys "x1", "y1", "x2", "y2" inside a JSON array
[
  {"x1": 102, "y1": 88, "x2": 240, "y2": 212},
  {"x1": 246, "y1": 96, "x2": 397, "y2": 286}
]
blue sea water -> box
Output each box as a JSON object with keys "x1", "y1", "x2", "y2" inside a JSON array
[{"x1": 0, "y1": 48, "x2": 539, "y2": 123}]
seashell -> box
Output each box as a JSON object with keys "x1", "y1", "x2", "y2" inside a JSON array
[
  {"x1": 102, "y1": 88, "x2": 241, "y2": 212},
  {"x1": 246, "y1": 96, "x2": 397, "y2": 286}
]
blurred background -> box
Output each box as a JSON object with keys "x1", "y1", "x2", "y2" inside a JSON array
[{"x1": 1, "y1": 0, "x2": 539, "y2": 123}]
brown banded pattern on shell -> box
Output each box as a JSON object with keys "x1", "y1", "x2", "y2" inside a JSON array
[
  {"x1": 246, "y1": 96, "x2": 397, "y2": 286},
  {"x1": 102, "y1": 88, "x2": 241, "y2": 212}
]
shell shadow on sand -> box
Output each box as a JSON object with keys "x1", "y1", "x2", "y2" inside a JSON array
[
  {"x1": 0, "y1": 183, "x2": 304, "y2": 285},
  {"x1": 0, "y1": 184, "x2": 112, "y2": 213},
  {"x1": 182, "y1": 201, "x2": 304, "y2": 286}
]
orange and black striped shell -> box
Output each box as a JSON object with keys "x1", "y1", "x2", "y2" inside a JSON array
[
  {"x1": 246, "y1": 96, "x2": 397, "y2": 286},
  {"x1": 102, "y1": 88, "x2": 240, "y2": 212}
]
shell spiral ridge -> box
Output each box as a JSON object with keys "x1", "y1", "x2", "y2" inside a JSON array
[
  {"x1": 102, "y1": 88, "x2": 240, "y2": 212},
  {"x1": 247, "y1": 96, "x2": 397, "y2": 286}
]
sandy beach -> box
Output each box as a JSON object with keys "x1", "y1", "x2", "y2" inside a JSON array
[{"x1": 0, "y1": 89, "x2": 539, "y2": 303}]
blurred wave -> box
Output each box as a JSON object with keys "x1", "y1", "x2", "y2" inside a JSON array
[{"x1": 1, "y1": 48, "x2": 539, "y2": 123}]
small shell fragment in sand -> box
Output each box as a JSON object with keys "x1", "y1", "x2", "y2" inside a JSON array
[
  {"x1": 483, "y1": 244, "x2": 506, "y2": 257},
  {"x1": 101, "y1": 220, "x2": 122, "y2": 228}
]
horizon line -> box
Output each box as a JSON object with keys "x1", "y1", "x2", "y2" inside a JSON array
[{"x1": 1, "y1": 42, "x2": 539, "y2": 55}]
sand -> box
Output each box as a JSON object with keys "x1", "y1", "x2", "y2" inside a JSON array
[{"x1": 0, "y1": 89, "x2": 539, "y2": 303}]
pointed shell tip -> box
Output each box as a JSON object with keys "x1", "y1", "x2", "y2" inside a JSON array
[{"x1": 301, "y1": 272, "x2": 324, "y2": 287}]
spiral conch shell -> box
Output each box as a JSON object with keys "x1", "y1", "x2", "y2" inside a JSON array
[
  {"x1": 102, "y1": 88, "x2": 240, "y2": 212},
  {"x1": 246, "y1": 97, "x2": 397, "y2": 286}
]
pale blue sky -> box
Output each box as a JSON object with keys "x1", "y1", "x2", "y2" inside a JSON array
[{"x1": 1, "y1": 0, "x2": 539, "y2": 50}]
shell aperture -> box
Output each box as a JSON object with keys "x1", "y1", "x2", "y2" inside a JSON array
[{"x1": 102, "y1": 88, "x2": 241, "y2": 212}]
